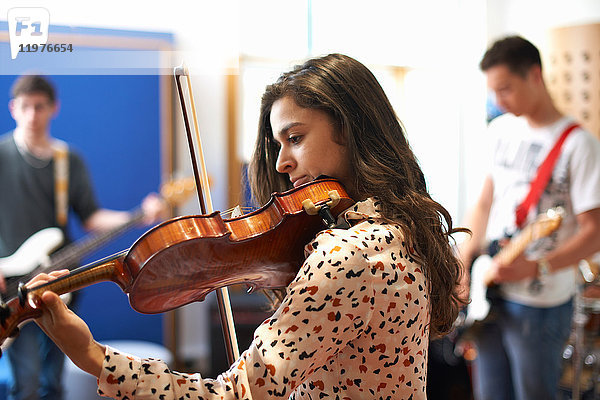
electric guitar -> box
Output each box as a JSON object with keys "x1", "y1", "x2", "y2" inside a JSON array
[
  {"x1": 464, "y1": 207, "x2": 564, "y2": 329},
  {"x1": 0, "y1": 177, "x2": 195, "y2": 302}
]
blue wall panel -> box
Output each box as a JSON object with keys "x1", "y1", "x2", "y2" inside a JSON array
[{"x1": 0, "y1": 26, "x2": 172, "y2": 346}]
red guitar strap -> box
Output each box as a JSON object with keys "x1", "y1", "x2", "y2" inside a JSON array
[{"x1": 514, "y1": 122, "x2": 579, "y2": 229}]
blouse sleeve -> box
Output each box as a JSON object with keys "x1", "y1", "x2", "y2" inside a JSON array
[{"x1": 97, "y1": 227, "x2": 378, "y2": 399}]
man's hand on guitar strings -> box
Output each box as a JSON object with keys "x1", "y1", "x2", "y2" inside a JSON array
[{"x1": 491, "y1": 254, "x2": 538, "y2": 283}]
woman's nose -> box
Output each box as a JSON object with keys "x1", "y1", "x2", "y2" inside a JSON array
[{"x1": 275, "y1": 147, "x2": 293, "y2": 174}]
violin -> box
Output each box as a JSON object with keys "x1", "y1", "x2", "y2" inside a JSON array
[{"x1": 0, "y1": 177, "x2": 354, "y2": 349}]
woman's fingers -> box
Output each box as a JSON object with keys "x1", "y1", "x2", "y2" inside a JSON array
[
  {"x1": 25, "y1": 269, "x2": 70, "y2": 288},
  {"x1": 27, "y1": 270, "x2": 72, "y2": 335},
  {"x1": 21, "y1": 269, "x2": 104, "y2": 378}
]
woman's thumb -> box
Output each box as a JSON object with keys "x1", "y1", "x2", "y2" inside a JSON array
[{"x1": 40, "y1": 291, "x2": 65, "y2": 315}]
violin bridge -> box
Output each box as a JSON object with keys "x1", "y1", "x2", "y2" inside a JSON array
[{"x1": 230, "y1": 205, "x2": 243, "y2": 218}]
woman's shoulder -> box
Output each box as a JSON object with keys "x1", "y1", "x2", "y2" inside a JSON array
[
  {"x1": 309, "y1": 216, "x2": 413, "y2": 266},
  {"x1": 332, "y1": 217, "x2": 404, "y2": 244},
  {"x1": 338, "y1": 198, "x2": 406, "y2": 245},
  {"x1": 316, "y1": 198, "x2": 404, "y2": 247},
  {"x1": 304, "y1": 198, "x2": 418, "y2": 271}
]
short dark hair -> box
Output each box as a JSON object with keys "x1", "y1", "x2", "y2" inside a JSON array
[
  {"x1": 480, "y1": 36, "x2": 542, "y2": 77},
  {"x1": 11, "y1": 75, "x2": 57, "y2": 104}
]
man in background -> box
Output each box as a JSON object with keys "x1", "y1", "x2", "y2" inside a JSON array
[
  {"x1": 459, "y1": 36, "x2": 600, "y2": 399},
  {"x1": 0, "y1": 75, "x2": 167, "y2": 400}
]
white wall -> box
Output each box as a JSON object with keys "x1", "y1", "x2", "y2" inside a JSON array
[{"x1": 486, "y1": 0, "x2": 600, "y2": 48}]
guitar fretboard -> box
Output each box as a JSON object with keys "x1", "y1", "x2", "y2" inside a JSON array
[
  {"x1": 495, "y1": 225, "x2": 534, "y2": 265},
  {"x1": 493, "y1": 210, "x2": 561, "y2": 265},
  {"x1": 46, "y1": 208, "x2": 144, "y2": 272}
]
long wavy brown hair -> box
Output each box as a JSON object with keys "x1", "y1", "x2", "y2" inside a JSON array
[{"x1": 248, "y1": 53, "x2": 468, "y2": 337}]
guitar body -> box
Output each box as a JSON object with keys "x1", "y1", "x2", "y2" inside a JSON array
[
  {"x1": 465, "y1": 255, "x2": 494, "y2": 327},
  {"x1": 0, "y1": 227, "x2": 64, "y2": 278},
  {"x1": 461, "y1": 207, "x2": 564, "y2": 337}
]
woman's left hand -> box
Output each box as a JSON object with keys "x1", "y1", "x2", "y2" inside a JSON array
[{"x1": 28, "y1": 270, "x2": 106, "y2": 378}]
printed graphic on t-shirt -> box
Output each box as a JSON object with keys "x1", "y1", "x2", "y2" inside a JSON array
[{"x1": 493, "y1": 137, "x2": 570, "y2": 257}]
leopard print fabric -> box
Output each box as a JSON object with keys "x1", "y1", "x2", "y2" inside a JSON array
[{"x1": 98, "y1": 198, "x2": 430, "y2": 399}]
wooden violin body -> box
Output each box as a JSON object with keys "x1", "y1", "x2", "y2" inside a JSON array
[
  {"x1": 127, "y1": 178, "x2": 353, "y2": 313},
  {"x1": 0, "y1": 178, "x2": 353, "y2": 346}
]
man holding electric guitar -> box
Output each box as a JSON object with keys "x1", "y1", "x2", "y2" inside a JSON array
[
  {"x1": 0, "y1": 75, "x2": 168, "y2": 400},
  {"x1": 459, "y1": 36, "x2": 600, "y2": 400}
]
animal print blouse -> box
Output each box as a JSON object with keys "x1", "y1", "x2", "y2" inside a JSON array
[{"x1": 97, "y1": 198, "x2": 430, "y2": 400}]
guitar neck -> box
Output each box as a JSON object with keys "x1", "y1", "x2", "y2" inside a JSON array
[
  {"x1": 46, "y1": 177, "x2": 195, "y2": 272},
  {"x1": 494, "y1": 225, "x2": 534, "y2": 265},
  {"x1": 47, "y1": 208, "x2": 144, "y2": 271},
  {"x1": 493, "y1": 208, "x2": 562, "y2": 266}
]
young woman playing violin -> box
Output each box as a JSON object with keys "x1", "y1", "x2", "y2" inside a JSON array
[{"x1": 29, "y1": 53, "x2": 466, "y2": 400}]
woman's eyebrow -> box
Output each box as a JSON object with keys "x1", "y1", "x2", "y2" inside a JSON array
[{"x1": 274, "y1": 122, "x2": 305, "y2": 138}]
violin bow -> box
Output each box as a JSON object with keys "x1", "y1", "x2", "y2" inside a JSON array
[{"x1": 174, "y1": 65, "x2": 241, "y2": 365}]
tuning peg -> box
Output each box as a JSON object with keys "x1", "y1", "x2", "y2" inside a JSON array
[{"x1": 17, "y1": 282, "x2": 28, "y2": 307}]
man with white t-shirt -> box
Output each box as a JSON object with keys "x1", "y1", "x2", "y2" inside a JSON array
[{"x1": 459, "y1": 36, "x2": 600, "y2": 399}]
